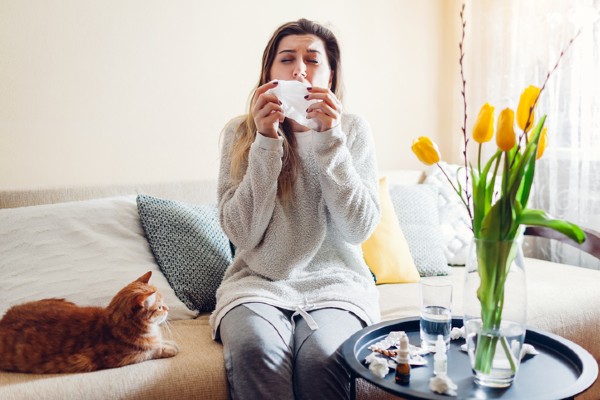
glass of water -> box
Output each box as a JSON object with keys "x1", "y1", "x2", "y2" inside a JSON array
[{"x1": 419, "y1": 280, "x2": 453, "y2": 351}]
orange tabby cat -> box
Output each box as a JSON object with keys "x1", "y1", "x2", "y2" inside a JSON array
[{"x1": 0, "y1": 271, "x2": 178, "y2": 373}]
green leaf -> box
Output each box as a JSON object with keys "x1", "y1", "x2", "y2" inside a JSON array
[
  {"x1": 508, "y1": 117, "x2": 546, "y2": 200},
  {"x1": 517, "y1": 209, "x2": 586, "y2": 243},
  {"x1": 470, "y1": 164, "x2": 484, "y2": 235},
  {"x1": 516, "y1": 118, "x2": 546, "y2": 207},
  {"x1": 479, "y1": 197, "x2": 516, "y2": 240},
  {"x1": 518, "y1": 158, "x2": 536, "y2": 209},
  {"x1": 481, "y1": 151, "x2": 501, "y2": 214}
]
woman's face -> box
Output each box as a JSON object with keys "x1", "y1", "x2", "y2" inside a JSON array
[{"x1": 269, "y1": 34, "x2": 332, "y2": 88}]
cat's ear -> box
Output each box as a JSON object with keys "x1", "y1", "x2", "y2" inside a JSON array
[
  {"x1": 142, "y1": 292, "x2": 157, "y2": 309},
  {"x1": 136, "y1": 271, "x2": 152, "y2": 284}
]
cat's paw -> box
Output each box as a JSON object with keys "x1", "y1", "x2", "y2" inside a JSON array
[{"x1": 160, "y1": 341, "x2": 179, "y2": 358}]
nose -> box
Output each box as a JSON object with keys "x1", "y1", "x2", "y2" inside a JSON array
[
  {"x1": 293, "y1": 60, "x2": 307, "y2": 81},
  {"x1": 163, "y1": 304, "x2": 169, "y2": 311}
]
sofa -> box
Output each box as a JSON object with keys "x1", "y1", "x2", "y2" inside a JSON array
[{"x1": 1, "y1": 169, "x2": 599, "y2": 400}]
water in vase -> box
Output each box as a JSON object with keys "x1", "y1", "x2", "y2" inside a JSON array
[{"x1": 465, "y1": 319, "x2": 526, "y2": 388}]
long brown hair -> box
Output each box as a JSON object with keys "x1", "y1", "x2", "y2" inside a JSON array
[{"x1": 229, "y1": 18, "x2": 344, "y2": 199}]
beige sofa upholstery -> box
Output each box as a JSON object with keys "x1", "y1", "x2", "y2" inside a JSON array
[{"x1": 1, "y1": 173, "x2": 598, "y2": 400}]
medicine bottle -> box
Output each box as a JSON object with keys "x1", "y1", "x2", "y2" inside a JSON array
[
  {"x1": 395, "y1": 333, "x2": 411, "y2": 385},
  {"x1": 434, "y1": 334, "x2": 447, "y2": 376}
]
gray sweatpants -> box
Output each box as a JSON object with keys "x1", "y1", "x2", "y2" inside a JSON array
[{"x1": 219, "y1": 303, "x2": 365, "y2": 400}]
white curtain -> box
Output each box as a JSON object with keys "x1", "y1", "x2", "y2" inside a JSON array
[{"x1": 463, "y1": 0, "x2": 600, "y2": 269}]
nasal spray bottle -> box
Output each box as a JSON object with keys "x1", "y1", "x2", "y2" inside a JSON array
[
  {"x1": 434, "y1": 334, "x2": 448, "y2": 376},
  {"x1": 395, "y1": 333, "x2": 411, "y2": 385}
]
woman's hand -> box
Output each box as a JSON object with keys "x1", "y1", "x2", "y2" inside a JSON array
[
  {"x1": 305, "y1": 86, "x2": 343, "y2": 132},
  {"x1": 252, "y1": 81, "x2": 284, "y2": 139}
]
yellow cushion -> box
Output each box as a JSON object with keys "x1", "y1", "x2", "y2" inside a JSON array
[{"x1": 362, "y1": 177, "x2": 420, "y2": 284}]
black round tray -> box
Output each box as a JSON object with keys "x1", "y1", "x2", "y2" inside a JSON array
[{"x1": 342, "y1": 317, "x2": 598, "y2": 400}]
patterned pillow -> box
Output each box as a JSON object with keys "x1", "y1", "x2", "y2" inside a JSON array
[
  {"x1": 388, "y1": 184, "x2": 450, "y2": 276},
  {"x1": 424, "y1": 162, "x2": 474, "y2": 265},
  {"x1": 136, "y1": 195, "x2": 232, "y2": 312}
]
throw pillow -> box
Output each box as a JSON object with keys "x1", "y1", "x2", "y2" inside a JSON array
[
  {"x1": 362, "y1": 177, "x2": 420, "y2": 284},
  {"x1": 388, "y1": 184, "x2": 450, "y2": 276},
  {"x1": 136, "y1": 195, "x2": 232, "y2": 312},
  {"x1": 0, "y1": 196, "x2": 198, "y2": 320},
  {"x1": 424, "y1": 162, "x2": 473, "y2": 265}
]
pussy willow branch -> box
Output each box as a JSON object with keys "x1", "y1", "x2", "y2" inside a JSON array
[
  {"x1": 516, "y1": 28, "x2": 582, "y2": 154},
  {"x1": 459, "y1": 1, "x2": 474, "y2": 227}
]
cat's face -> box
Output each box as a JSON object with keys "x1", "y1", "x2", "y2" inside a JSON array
[
  {"x1": 138, "y1": 291, "x2": 169, "y2": 325},
  {"x1": 108, "y1": 272, "x2": 169, "y2": 326}
]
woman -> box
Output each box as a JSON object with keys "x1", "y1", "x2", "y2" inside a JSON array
[{"x1": 209, "y1": 18, "x2": 381, "y2": 400}]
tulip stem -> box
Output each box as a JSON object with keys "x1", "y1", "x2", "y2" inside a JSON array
[{"x1": 474, "y1": 239, "x2": 517, "y2": 374}]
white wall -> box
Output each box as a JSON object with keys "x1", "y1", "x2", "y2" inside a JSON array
[{"x1": 0, "y1": 0, "x2": 460, "y2": 189}]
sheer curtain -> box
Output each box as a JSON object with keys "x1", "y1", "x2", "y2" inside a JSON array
[{"x1": 463, "y1": 0, "x2": 600, "y2": 269}]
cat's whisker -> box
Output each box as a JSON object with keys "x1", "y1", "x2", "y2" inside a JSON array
[
  {"x1": 161, "y1": 319, "x2": 183, "y2": 343},
  {"x1": 161, "y1": 320, "x2": 174, "y2": 339}
]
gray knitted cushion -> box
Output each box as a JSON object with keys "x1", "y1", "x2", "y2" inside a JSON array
[
  {"x1": 388, "y1": 184, "x2": 449, "y2": 276},
  {"x1": 136, "y1": 195, "x2": 232, "y2": 312}
]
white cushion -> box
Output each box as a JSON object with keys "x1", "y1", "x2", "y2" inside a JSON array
[
  {"x1": 0, "y1": 196, "x2": 198, "y2": 320},
  {"x1": 424, "y1": 162, "x2": 473, "y2": 265}
]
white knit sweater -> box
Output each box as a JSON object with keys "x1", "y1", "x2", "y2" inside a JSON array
[{"x1": 209, "y1": 114, "x2": 381, "y2": 338}]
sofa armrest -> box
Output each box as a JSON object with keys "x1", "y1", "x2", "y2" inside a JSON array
[{"x1": 524, "y1": 226, "x2": 600, "y2": 259}]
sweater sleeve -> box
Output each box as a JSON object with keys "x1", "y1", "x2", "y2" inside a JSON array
[
  {"x1": 217, "y1": 122, "x2": 284, "y2": 250},
  {"x1": 312, "y1": 115, "x2": 381, "y2": 244}
]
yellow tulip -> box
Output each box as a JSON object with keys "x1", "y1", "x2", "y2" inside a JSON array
[
  {"x1": 472, "y1": 103, "x2": 495, "y2": 143},
  {"x1": 411, "y1": 136, "x2": 441, "y2": 165},
  {"x1": 536, "y1": 127, "x2": 548, "y2": 159},
  {"x1": 527, "y1": 126, "x2": 548, "y2": 159},
  {"x1": 496, "y1": 108, "x2": 516, "y2": 151},
  {"x1": 517, "y1": 85, "x2": 541, "y2": 132}
]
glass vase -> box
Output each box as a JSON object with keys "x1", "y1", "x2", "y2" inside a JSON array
[{"x1": 463, "y1": 237, "x2": 527, "y2": 388}]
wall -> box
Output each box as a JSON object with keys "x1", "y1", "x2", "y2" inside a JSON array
[{"x1": 0, "y1": 0, "x2": 461, "y2": 189}]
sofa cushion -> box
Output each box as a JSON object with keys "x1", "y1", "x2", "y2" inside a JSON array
[
  {"x1": 0, "y1": 196, "x2": 198, "y2": 321},
  {"x1": 388, "y1": 184, "x2": 449, "y2": 276},
  {"x1": 137, "y1": 195, "x2": 232, "y2": 312},
  {"x1": 362, "y1": 177, "x2": 420, "y2": 284}
]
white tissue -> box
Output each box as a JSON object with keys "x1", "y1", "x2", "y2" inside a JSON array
[
  {"x1": 429, "y1": 374, "x2": 458, "y2": 396},
  {"x1": 522, "y1": 343, "x2": 540, "y2": 357},
  {"x1": 365, "y1": 353, "x2": 390, "y2": 378},
  {"x1": 450, "y1": 327, "x2": 465, "y2": 340},
  {"x1": 266, "y1": 80, "x2": 318, "y2": 130},
  {"x1": 513, "y1": 341, "x2": 540, "y2": 359},
  {"x1": 368, "y1": 331, "x2": 405, "y2": 351}
]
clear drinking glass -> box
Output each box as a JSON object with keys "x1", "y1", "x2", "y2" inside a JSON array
[{"x1": 419, "y1": 280, "x2": 453, "y2": 351}]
